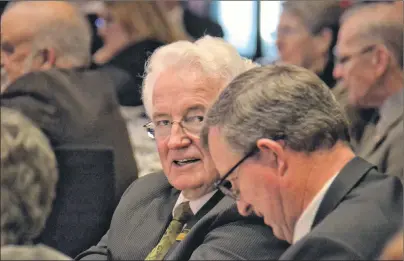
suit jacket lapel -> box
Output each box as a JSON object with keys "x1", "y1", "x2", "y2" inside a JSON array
[
  {"x1": 358, "y1": 110, "x2": 403, "y2": 159},
  {"x1": 312, "y1": 157, "x2": 376, "y2": 228},
  {"x1": 164, "y1": 191, "x2": 225, "y2": 260},
  {"x1": 158, "y1": 187, "x2": 180, "y2": 221}
]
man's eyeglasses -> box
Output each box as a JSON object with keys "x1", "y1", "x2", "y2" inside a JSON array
[
  {"x1": 214, "y1": 134, "x2": 286, "y2": 200},
  {"x1": 213, "y1": 148, "x2": 258, "y2": 200},
  {"x1": 334, "y1": 45, "x2": 376, "y2": 65},
  {"x1": 143, "y1": 115, "x2": 204, "y2": 139}
]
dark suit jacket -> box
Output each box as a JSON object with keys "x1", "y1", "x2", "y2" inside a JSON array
[
  {"x1": 280, "y1": 157, "x2": 403, "y2": 260},
  {"x1": 183, "y1": 8, "x2": 224, "y2": 39},
  {"x1": 0, "y1": 68, "x2": 138, "y2": 203},
  {"x1": 76, "y1": 173, "x2": 290, "y2": 260},
  {"x1": 356, "y1": 110, "x2": 403, "y2": 179}
]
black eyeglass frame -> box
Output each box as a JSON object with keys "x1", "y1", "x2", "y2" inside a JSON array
[
  {"x1": 214, "y1": 135, "x2": 285, "y2": 200},
  {"x1": 213, "y1": 148, "x2": 258, "y2": 200}
]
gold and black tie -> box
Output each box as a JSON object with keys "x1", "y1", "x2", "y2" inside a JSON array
[{"x1": 145, "y1": 201, "x2": 193, "y2": 260}]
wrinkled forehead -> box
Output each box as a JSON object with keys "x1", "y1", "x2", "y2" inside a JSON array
[
  {"x1": 154, "y1": 66, "x2": 224, "y2": 95},
  {"x1": 1, "y1": 8, "x2": 38, "y2": 42},
  {"x1": 336, "y1": 21, "x2": 364, "y2": 53},
  {"x1": 280, "y1": 10, "x2": 305, "y2": 25},
  {"x1": 151, "y1": 67, "x2": 225, "y2": 117}
]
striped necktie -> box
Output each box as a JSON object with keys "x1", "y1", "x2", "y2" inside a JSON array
[{"x1": 145, "y1": 201, "x2": 193, "y2": 260}]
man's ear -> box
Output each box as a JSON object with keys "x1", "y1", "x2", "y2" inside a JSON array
[
  {"x1": 39, "y1": 48, "x2": 56, "y2": 70},
  {"x1": 256, "y1": 138, "x2": 287, "y2": 176},
  {"x1": 372, "y1": 45, "x2": 391, "y2": 78}
]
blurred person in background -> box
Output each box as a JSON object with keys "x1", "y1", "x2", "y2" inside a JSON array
[
  {"x1": 276, "y1": 0, "x2": 345, "y2": 88},
  {"x1": 93, "y1": 1, "x2": 191, "y2": 67},
  {"x1": 75, "y1": 1, "x2": 105, "y2": 55},
  {"x1": 158, "y1": 0, "x2": 224, "y2": 40},
  {"x1": 333, "y1": 2, "x2": 403, "y2": 178},
  {"x1": 94, "y1": 1, "x2": 191, "y2": 176},
  {"x1": 0, "y1": 1, "x2": 138, "y2": 203},
  {"x1": 0, "y1": 107, "x2": 70, "y2": 260}
]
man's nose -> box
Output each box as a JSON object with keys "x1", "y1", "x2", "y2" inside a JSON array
[
  {"x1": 276, "y1": 35, "x2": 284, "y2": 51},
  {"x1": 167, "y1": 123, "x2": 191, "y2": 150},
  {"x1": 237, "y1": 200, "x2": 253, "y2": 217},
  {"x1": 333, "y1": 63, "x2": 343, "y2": 80}
]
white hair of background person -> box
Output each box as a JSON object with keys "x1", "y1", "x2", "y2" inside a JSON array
[
  {"x1": 142, "y1": 35, "x2": 258, "y2": 117},
  {"x1": 4, "y1": 1, "x2": 93, "y2": 69}
]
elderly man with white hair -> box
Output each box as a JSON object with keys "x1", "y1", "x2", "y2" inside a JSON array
[{"x1": 76, "y1": 36, "x2": 290, "y2": 260}]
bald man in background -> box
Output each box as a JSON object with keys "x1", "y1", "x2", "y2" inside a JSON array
[{"x1": 0, "y1": 1, "x2": 138, "y2": 204}]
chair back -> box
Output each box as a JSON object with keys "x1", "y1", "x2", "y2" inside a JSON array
[{"x1": 35, "y1": 145, "x2": 115, "y2": 258}]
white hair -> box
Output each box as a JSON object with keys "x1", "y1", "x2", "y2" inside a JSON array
[
  {"x1": 142, "y1": 35, "x2": 258, "y2": 117},
  {"x1": 5, "y1": 1, "x2": 92, "y2": 68}
]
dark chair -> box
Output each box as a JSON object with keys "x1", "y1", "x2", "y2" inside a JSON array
[{"x1": 34, "y1": 146, "x2": 115, "y2": 258}]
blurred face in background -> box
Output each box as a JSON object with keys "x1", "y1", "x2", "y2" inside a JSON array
[
  {"x1": 1, "y1": 4, "x2": 53, "y2": 89},
  {"x1": 333, "y1": 21, "x2": 382, "y2": 108},
  {"x1": 276, "y1": 12, "x2": 317, "y2": 68},
  {"x1": 276, "y1": 11, "x2": 331, "y2": 73},
  {"x1": 1, "y1": 12, "x2": 35, "y2": 87},
  {"x1": 96, "y1": 8, "x2": 130, "y2": 49}
]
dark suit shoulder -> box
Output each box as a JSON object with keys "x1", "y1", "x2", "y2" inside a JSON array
[
  {"x1": 281, "y1": 235, "x2": 361, "y2": 260},
  {"x1": 303, "y1": 169, "x2": 403, "y2": 259},
  {"x1": 353, "y1": 168, "x2": 402, "y2": 210},
  {"x1": 2, "y1": 70, "x2": 59, "y2": 96},
  {"x1": 116, "y1": 172, "x2": 174, "y2": 207}
]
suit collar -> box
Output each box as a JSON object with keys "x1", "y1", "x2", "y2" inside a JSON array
[
  {"x1": 158, "y1": 187, "x2": 181, "y2": 221},
  {"x1": 377, "y1": 88, "x2": 404, "y2": 138},
  {"x1": 312, "y1": 157, "x2": 376, "y2": 228}
]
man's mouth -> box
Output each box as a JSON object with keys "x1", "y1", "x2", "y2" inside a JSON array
[{"x1": 173, "y1": 158, "x2": 201, "y2": 166}]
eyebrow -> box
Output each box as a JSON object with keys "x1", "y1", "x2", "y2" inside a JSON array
[
  {"x1": 152, "y1": 105, "x2": 206, "y2": 120},
  {"x1": 152, "y1": 112, "x2": 170, "y2": 120},
  {"x1": 185, "y1": 105, "x2": 206, "y2": 114}
]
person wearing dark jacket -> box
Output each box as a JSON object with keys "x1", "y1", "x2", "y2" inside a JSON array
[
  {"x1": 275, "y1": 0, "x2": 345, "y2": 88},
  {"x1": 0, "y1": 1, "x2": 138, "y2": 202},
  {"x1": 93, "y1": 1, "x2": 191, "y2": 107}
]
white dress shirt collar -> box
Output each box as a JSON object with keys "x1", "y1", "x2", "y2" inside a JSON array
[
  {"x1": 292, "y1": 173, "x2": 339, "y2": 244},
  {"x1": 173, "y1": 190, "x2": 217, "y2": 216}
]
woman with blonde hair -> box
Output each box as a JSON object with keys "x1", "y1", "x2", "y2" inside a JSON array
[{"x1": 94, "y1": 1, "x2": 191, "y2": 105}]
